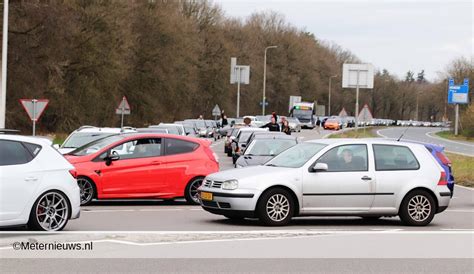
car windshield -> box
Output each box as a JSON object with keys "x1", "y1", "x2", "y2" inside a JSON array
[
  {"x1": 266, "y1": 143, "x2": 326, "y2": 168},
  {"x1": 286, "y1": 117, "x2": 299, "y2": 123},
  {"x1": 61, "y1": 132, "x2": 116, "y2": 148},
  {"x1": 245, "y1": 139, "x2": 297, "y2": 156},
  {"x1": 69, "y1": 135, "x2": 125, "y2": 156}
]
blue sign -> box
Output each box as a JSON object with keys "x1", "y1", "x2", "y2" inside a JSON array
[
  {"x1": 259, "y1": 101, "x2": 269, "y2": 106},
  {"x1": 448, "y1": 78, "x2": 469, "y2": 104}
]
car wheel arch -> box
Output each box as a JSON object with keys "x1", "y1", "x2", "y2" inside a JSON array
[
  {"x1": 30, "y1": 189, "x2": 73, "y2": 221},
  {"x1": 256, "y1": 185, "x2": 300, "y2": 216},
  {"x1": 398, "y1": 187, "x2": 439, "y2": 214}
]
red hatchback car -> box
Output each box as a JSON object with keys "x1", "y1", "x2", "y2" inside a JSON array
[{"x1": 65, "y1": 133, "x2": 219, "y2": 205}]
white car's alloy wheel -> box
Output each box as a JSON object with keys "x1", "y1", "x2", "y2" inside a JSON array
[
  {"x1": 35, "y1": 192, "x2": 69, "y2": 231},
  {"x1": 408, "y1": 195, "x2": 431, "y2": 222},
  {"x1": 266, "y1": 194, "x2": 290, "y2": 222}
]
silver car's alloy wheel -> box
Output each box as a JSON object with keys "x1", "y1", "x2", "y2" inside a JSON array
[
  {"x1": 189, "y1": 178, "x2": 203, "y2": 204},
  {"x1": 36, "y1": 192, "x2": 69, "y2": 231},
  {"x1": 407, "y1": 195, "x2": 431, "y2": 222},
  {"x1": 78, "y1": 178, "x2": 93, "y2": 205},
  {"x1": 266, "y1": 194, "x2": 290, "y2": 222}
]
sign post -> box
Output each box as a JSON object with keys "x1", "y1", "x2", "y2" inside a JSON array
[
  {"x1": 19, "y1": 99, "x2": 49, "y2": 136},
  {"x1": 212, "y1": 104, "x2": 221, "y2": 121},
  {"x1": 115, "y1": 96, "x2": 131, "y2": 129},
  {"x1": 448, "y1": 78, "x2": 469, "y2": 135},
  {"x1": 230, "y1": 58, "x2": 250, "y2": 118},
  {"x1": 342, "y1": 64, "x2": 374, "y2": 129}
]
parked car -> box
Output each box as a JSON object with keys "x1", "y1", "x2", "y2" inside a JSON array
[
  {"x1": 149, "y1": 123, "x2": 185, "y2": 136},
  {"x1": 175, "y1": 121, "x2": 199, "y2": 137},
  {"x1": 231, "y1": 127, "x2": 269, "y2": 164},
  {"x1": 235, "y1": 134, "x2": 298, "y2": 168},
  {"x1": 56, "y1": 126, "x2": 136, "y2": 154},
  {"x1": 199, "y1": 139, "x2": 451, "y2": 226},
  {"x1": 0, "y1": 135, "x2": 81, "y2": 231},
  {"x1": 185, "y1": 119, "x2": 209, "y2": 137},
  {"x1": 65, "y1": 133, "x2": 219, "y2": 205},
  {"x1": 285, "y1": 117, "x2": 302, "y2": 132},
  {"x1": 224, "y1": 126, "x2": 242, "y2": 156}
]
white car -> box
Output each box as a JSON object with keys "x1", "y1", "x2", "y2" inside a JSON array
[
  {"x1": 199, "y1": 139, "x2": 451, "y2": 226},
  {"x1": 149, "y1": 123, "x2": 186, "y2": 136},
  {"x1": 0, "y1": 135, "x2": 81, "y2": 231},
  {"x1": 56, "y1": 126, "x2": 136, "y2": 154}
]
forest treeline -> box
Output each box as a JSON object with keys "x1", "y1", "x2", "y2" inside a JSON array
[{"x1": 1, "y1": 0, "x2": 472, "y2": 134}]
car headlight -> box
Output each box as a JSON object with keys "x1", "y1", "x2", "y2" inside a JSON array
[{"x1": 222, "y1": 180, "x2": 238, "y2": 190}]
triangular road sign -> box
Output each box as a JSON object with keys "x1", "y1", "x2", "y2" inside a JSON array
[
  {"x1": 19, "y1": 99, "x2": 49, "y2": 121},
  {"x1": 338, "y1": 108, "x2": 348, "y2": 117},
  {"x1": 116, "y1": 96, "x2": 131, "y2": 115},
  {"x1": 212, "y1": 104, "x2": 221, "y2": 116},
  {"x1": 358, "y1": 104, "x2": 373, "y2": 122}
]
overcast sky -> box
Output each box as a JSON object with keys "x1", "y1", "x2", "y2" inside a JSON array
[{"x1": 215, "y1": 0, "x2": 473, "y2": 81}]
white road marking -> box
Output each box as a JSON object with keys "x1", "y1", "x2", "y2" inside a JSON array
[
  {"x1": 426, "y1": 130, "x2": 474, "y2": 148},
  {"x1": 455, "y1": 185, "x2": 474, "y2": 191},
  {"x1": 445, "y1": 210, "x2": 474, "y2": 213}
]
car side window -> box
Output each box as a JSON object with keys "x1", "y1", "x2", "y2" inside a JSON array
[
  {"x1": 109, "y1": 138, "x2": 162, "y2": 160},
  {"x1": 373, "y1": 144, "x2": 419, "y2": 171},
  {"x1": 0, "y1": 140, "x2": 34, "y2": 166},
  {"x1": 315, "y1": 144, "x2": 368, "y2": 172},
  {"x1": 165, "y1": 138, "x2": 198, "y2": 155}
]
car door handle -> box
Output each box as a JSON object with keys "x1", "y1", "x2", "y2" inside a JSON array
[
  {"x1": 25, "y1": 177, "x2": 38, "y2": 182},
  {"x1": 150, "y1": 161, "x2": 162, "y2": 165},
  {"x1": 361, "y1": 176, "x2": 372, "y2": 181}
]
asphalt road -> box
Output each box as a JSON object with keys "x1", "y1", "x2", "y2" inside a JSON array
[
  {"x1": 377, "y1": 127, "x2": 474, "y2": 156},
  {"x1": 1, "y1": 127, "x2": 473, "y2": 273}
]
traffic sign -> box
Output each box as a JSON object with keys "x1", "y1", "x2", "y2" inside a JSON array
[
  {"x1": 212, "y1": 104, "x2": 221, "y2": 116},
  {"x1": 448, "y1": 78, "x2": 469, "y2": 104},
  {"x1": 20, "y1": 99, "x2": 49, "y2": 121},
  {"x1": 259, "y1": 101, "x2": 269, "y2": 106},
  {"x1": 115, "y1": 96, "x2": 131, "y2": 115},
  {"x1": 19, "y1": 99, "x2": 49, "y2": 136}
]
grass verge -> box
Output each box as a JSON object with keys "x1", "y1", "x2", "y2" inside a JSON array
[
  {"x1": 436, "y1": 131, "x2": 473, "y2": 143},
  {"x1": 53, "y1": 133, "x2": 68, "y2": 145},
  {"x1": 328, "y1": 127, "x2": 378, "y2": 138},
  {"x1": 446, "y1": 153, "x2": 474, "y2": 188}
]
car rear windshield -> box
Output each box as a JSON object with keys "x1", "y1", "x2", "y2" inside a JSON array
[
  {"x1": 266, "y1": 143, "x2": 327, "y2": 168},
  {"x1": 70, "y1": 135, "x2": 125, "y2": 156},
  {"x1": 62, "y1": 132, "x2": 115, "y2": 148},
  {"x1": 245, "y1": 139, "x2": 297, "y2": 156}
]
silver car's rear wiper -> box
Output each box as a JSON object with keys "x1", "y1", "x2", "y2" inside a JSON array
[{"x1": 266, "y1": 164, "x2": 277, "y2": 167}]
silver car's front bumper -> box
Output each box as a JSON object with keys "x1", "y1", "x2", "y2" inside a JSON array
[{"x1": 198, "y1": 187, "x2": 262, "y2": 214}]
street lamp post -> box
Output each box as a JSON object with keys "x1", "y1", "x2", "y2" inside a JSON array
[
  {"x1": 328, "y1": 75, "x2": 337, "y2": 116},
  {"x1": 262, "y1": 45, "x2": 277, "y2": 115},
  {"x1": 0, "y1": 0, "x2": 9, "y2": 129}
]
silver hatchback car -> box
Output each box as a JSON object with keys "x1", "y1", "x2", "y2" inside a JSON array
[{"x1": 199, "y1": 139, "x2": 451, "y2": 226}]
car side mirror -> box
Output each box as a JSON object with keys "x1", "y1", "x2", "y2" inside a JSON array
[
  {"x1": 311, "y1": 163, "x2": 328, "y2": 172},
  {"x1": 52, "y1": 144, "x2": 60, "y2": 149},
  {"x1": 241, "y1": 143, "x2": 246, "y2": 148},
  {"x1": 105, "y1": 153, "x2": 120, "y2": 166}
]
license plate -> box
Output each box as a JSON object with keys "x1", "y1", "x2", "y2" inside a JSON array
[{"x1": 200, "y1": 192, "x2": 213, "y2": 201}]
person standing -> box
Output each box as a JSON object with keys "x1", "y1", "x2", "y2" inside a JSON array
[
  {"x1": 221, "y1": 111, "x2": 228, "y2": 127},
  {"x1": 281, "y1": 119, "x2": 291, "y2": 135},
  {"x1": 262, "y1": 117, "x2": 280, "y2": 132}
]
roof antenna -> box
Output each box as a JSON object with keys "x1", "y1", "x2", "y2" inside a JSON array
[{"x1": 397, "y1": 127, "x2": 410, "y2": 141}]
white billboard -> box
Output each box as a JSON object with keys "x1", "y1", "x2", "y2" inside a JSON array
[
  {"x1": 342, "y1": 63, "x2": 374, "y2": 89},
  {"x1": 230, "y1": 58, "x2": 250, "y2": 85}
]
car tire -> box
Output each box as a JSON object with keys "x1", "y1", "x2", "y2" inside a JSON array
[
  {"x1": 28, "y1": 190, "x2": 71, "y2": 231},
  {"x1": 185, "y1": 177, "x2": 205, "y2": 205},
  {"x1": 399, "y1": 190, "x2": 436, "y2": 226},
  {"x1": 77, "y1": 177, "x2": 96, "y2": 206},
  {"x1": 257, "y1": 188, "x2": 294, "y2": 226}
]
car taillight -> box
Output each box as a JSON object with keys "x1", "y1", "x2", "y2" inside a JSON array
[
  {"x1": 69, "y1": 169, "x2": 78, "y2": 179},
  {"x1": 436, "y1": 152, "x2": 451, "y2": 166},
  {"x1": 438, "y1": 171, "x2": 448, "y2": 185}
]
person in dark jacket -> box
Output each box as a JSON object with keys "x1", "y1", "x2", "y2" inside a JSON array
[
  {"x1": 262, "y1": 117, "x2": 280, "y2": 132},
  {"x1": 221, "y1": 111, "x2": 228, "y2": 127}
]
